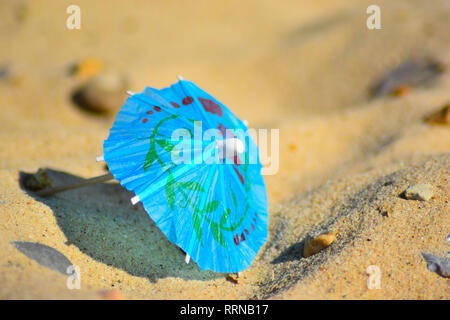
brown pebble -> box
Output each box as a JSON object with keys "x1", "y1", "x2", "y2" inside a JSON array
[
  {"x1": 226, "y1": 273, "x2": 239, "y2": 284},
  {"x1": 303, "y1": 232, "x2": 336, "y2": 257},
  {"x1": 424, "y1": 103, "x2": 450, "y2": 125},
  {"x1": 392, "y1": 85, "x2": 410, "y2": 97},
  {"x1": 71, "y1": 72, "x2": 128, "y2": 114},
  {"x1": 72, "y1": 57, "x2": 103, "y2": 79},
  {"x1": 24, "y1": 169, "x2": 53, "y2": 191},
  {"x1": 98, "y1": 289, "x2": 123, "y2": 300}
]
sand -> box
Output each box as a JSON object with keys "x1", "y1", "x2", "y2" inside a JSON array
[{"x1": 0, "y1": 0, "x2": 449, "y2": 299}]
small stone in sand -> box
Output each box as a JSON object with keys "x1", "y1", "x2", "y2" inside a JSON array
[
  {"x1": 392, "y1": 85, "x2": 410, "y2": 97},
  {"x1": 226, "y1": 273, "x2": 239, "y2": 284},
  {"x1": 98, "y1": 289, "x2": 124, "y2": 300},
  {"x1": 421, "y1": 253, "x2": 450, "y2": 278},
  {"x1": 404, "y1": 183, "x2": 434, "y2": 201},
  {"x1": 71, "y1": 72, "x2": 128, "y2": 114},
  {"x1": 424, "y1": 103, "x2": 450, "y2": 125},
  {"x1": 370, "y1": 57, "x2": 444, "y2": 98},
  {"x1": 23, "y1": 168, "x2": 53, "y2": 191},
  {"x1": 303, "y1": 232, "x2": 336, "y2": 257},
  {"x1": 70, "y1": 57, "x2": 103, "y2": 79}
]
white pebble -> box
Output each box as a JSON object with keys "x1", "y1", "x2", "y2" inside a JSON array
[{"x1": 404, "y1": 183, "x2": 434, "y2": 201}]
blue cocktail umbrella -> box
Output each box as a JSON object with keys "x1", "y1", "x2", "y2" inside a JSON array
[{"x1": 37, "y1": 77, "x2": 268, "y2": 273}]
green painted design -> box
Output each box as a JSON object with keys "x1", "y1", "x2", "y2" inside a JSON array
[
  {"x1": 203, "y1": 200, "x2": 219, "y2": 213},
  {"x1": 156, "y1": 139, "x2": 175, "y2": 153},
  {"x1": 220, "y1": 208, "x2": 231, "y2": 226},
  {"x1": 143, "y1": 142, "x2": 157, "y2": 171},
  {"x1": 192, "y1": 212, "x2": 203, "y2": 246},
  {"x1": 210, "y1": 222, "x2": 227, "y2": 248},
  {"x1": 179, "y1": 181, "x2": 205, "y2": 193},
  {"x1": 165, "y1": 174, "x2": 176, "y2": 210}
]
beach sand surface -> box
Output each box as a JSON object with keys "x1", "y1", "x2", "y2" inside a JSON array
[{"x1": 0, "y1": 0, "x2": 449, "y2": 299}]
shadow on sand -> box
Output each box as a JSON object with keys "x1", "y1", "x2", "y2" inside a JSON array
[{"x1": 19, "y1": 168, "x2": 222, "y2": 283}]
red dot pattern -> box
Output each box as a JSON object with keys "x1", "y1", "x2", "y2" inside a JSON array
[
  {"x1": 141, "y1": 96, "x2": 199, "y2": 123},
  {"x1": 141, "y1": 95, "x2": 223, "y2": 124},
  {"x1": 198, "y1": 97, "x2": 224, "y2": 117},
  {"x1": 170, "y1": 101, "x2": 180, "y2": 108},
  {"x1": 234, "y1": 212, "x2": 259, "y2": 246},
  {"x1": 182, "y1": 96, "x2": 194, "y2": 105},
  {"x1": 233, "y1": 155, "x2": 241, "y2": 166}
]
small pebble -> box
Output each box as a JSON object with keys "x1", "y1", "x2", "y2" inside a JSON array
[
  {"x1": 404, "y1": 183, "x2": 434, "y2": 201},
  {"x1": 421, "y1": 253, "x2": 450, "y2": 278},
  {"x1": 69, "y1": 57, "x2": 103, "y2": 79},
  {"x1": 226, "y1": 273, "x2": 239, "y2": 284},
  {"x1": 303, "y1": 232, "x2": 336, "y2": 257},
  {"x1": 24, "y1": 169, "x2": 53, "y2": 191},
  {"x1": 392, "y1": 84, "x2": 410, "y2": 97},
  {"x1": 98, "y1": 289, "x2": 124, "y2": 300},
  {"x1": 424, "y1": 103, "x2": 450, "y2": 125},
  {"x1": 370, "y1": 58, "x2": 444, "y2": 98},
  {"x1": 71, "y1": 72, "x2": 128, "y2": 114}
]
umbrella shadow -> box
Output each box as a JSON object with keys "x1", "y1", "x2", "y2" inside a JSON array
[{"x1": 19, "y1": 168, "x2": 222, "y2": 283}]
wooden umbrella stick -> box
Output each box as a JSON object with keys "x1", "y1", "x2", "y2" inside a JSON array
[{"x1": 35, "y1": 173, "x2": 114, "y2": 197}]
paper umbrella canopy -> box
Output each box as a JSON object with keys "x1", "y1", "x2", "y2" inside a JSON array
[{"x1": 103, "y1": 78, "x2": 268, "y2": 273}]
